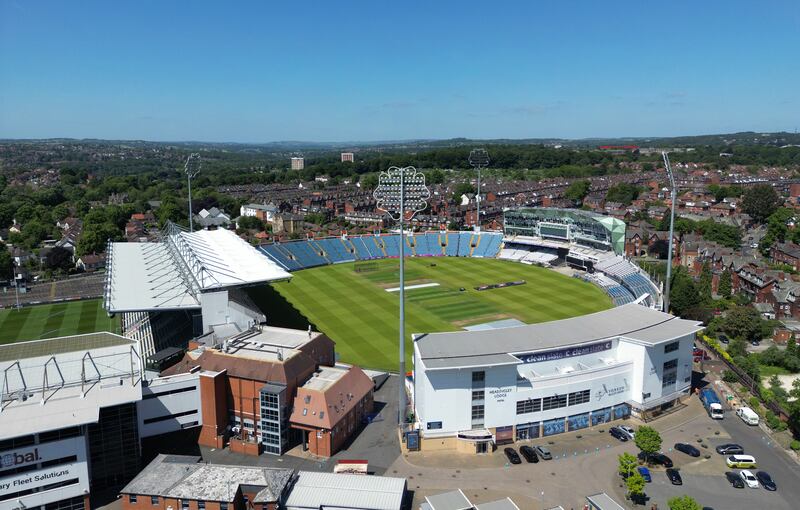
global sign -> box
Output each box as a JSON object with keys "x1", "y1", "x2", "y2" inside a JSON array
[{"x1": 514, "y1": 341, "x2": 613, "y2": 364}]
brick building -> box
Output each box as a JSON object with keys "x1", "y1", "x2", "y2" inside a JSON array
[
  {"x1": 289, "y1": 365, "x2": 374, "y2": 457},
  {"x1": 161, "y1": 325, "x2": 372, "y2": 457},
  {"x1": 120, "y1": 455, "x2": 292, "y2": 510}
]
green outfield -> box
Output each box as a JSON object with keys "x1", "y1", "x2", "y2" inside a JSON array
[
  {"x1": 257, "y1": 257, "x2": 612, "y2": 371},
  {"x1": 0, "y1": 299, "x2": 120, "y2": 345}
]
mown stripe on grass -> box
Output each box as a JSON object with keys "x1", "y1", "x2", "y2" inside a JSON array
[
  {"x1": 77, "y1": 299, "x2": 99, "y2": 332},
  {"x1": 38, "y1": 303, "x2": 69, "y2": 339},
  {"x1": 0, "y1": 306, "x2": 34, "y2": 344}
]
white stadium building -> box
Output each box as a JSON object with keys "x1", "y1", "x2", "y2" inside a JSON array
[{"x1": 411, "y1": 304, "x2": 703, "y2": 453}]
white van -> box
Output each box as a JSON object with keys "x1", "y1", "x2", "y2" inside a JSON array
[{"x1": 736, "y1": 406, "x2": 760, "y2": 426}]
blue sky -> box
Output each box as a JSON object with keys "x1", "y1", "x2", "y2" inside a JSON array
[{"x1": 1, "y1": 1, "x2": 798, "y2": 142}]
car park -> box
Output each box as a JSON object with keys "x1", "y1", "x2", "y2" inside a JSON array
[
  {"x1": 639, "y1": 451, "x2": 673, "y2": 468},
  {"x1": 726, "y1": 455, "x2": 757, "y2": 468},
  {"x1": 725, "y1": 471, "x2": 745, "y2": 488},
  {"x1": 756, "y1": 471, "x2": 777, "y2": 491},
  {"x1": 716, "y1": 444, "x2": 744, "y2": 455},
  {"x1": 618, "y1": 425, "x2": 636, "y2": 440},
  {"x1": 609, "y1": 426, "x2": 628, "y2": 442},
  {"x1": 674, "y1": 442, "x2": 700, "y2": 457},
  {"x1": 534, "y1": 445, "x2": 552, "y2": 460},
  {"x1": 504, "y1": 447, "x2": 521, "y2": 464},
  {"x1": 740, "y1": 469, "x2": 759, "y2": 488},
  {"x1": 519, "y1": 445, "x2": 538, "y2": 463},
  {"x1": 666, "y1": 468, "x2": 682, "y2": 485},
  {"x1": 637, "y1": 466, "x2": 652, "y2": 482}
]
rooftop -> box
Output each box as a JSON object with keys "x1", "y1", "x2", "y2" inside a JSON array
[
  {"x1": 121, "y1": 455, "x2": 293, "y2": 503},
  {"x1": 415, "y1": 304, "x2": 703, "y2": 370},
  {"x1": 0, "y1": 331, "x2": 133, "y2": 362},
  {"x1": 425, "y1": 490, "x2": 473, "y2": 510},
  {"x1": 284, "y1": 471, "x2": 406, "y2": 510},
  {"x1": 105, "y1": 223, "x2": 291, "y2": 313}
]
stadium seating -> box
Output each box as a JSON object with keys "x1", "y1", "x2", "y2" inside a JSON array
[
  {"x1": 258, "y1": 231, "x2": 504, "y2": 269},
  {"x1": 445, "y1": 233, "x2": 460, "y2": 256},
  {"x1": 458, "y1": 232, "x2": 473, "y2": 257}
]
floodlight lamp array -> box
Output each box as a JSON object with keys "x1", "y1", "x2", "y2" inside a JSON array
[
  {"x1": 469, "y1": 148, "x2": 490, "y2": 168},
  {"x1": 374, "y1": 166, "x2": 431, "y2": 221}
]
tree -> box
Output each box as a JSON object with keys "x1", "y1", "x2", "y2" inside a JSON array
[
  {"x1": 698, "y1": 262, "x2": 712, "y2": 302},
  {"x1": 787, "y1": 335, "x2": 797, "y2": 357},
  {"x1": 427, "y1": 169, "x2": 445, "y2": 185},
  {"x1": 0, "y1": 242, "x2": 13, "y2": 280},
  {"x1": 727, "y1": 337, "x2": 748, "y2": 358},
  {"x1": 667, "y1": 495, "x2": 702, "y2": 510},
  {"x1": 718, "y1": 269, "x2": 732, "y2": 298},
  {"x1": 45, "y1": 246, "x2": 73, "y2": 272},
  {"x1": 625, "y1": 472, "x2": 646, "y2": 499},
  {"x1": 618, "y1": 452, "x2": 638, "y2": 478},
  {"x1": 564, "y1": 180, "x2": 591, "y2": 204},
  {"x1": 236, "y1": 216, "x2": 264, "y2": 231},
  {"x1": 634, "y1": 425, "x2": 663, "y2": 458},
  {"x1": 722, "y1": 306, "x2": 770, "y2": 343},
  {"x1": 669, "y1": 269, "x2": 702, "y2": 317},
  {"x1": 605, "y1": 183, "x2": 642, "y2": 205},
  {"x1": 742, "y1": 184, "x2": 781, "y2": 223},
  {"x1": 452, "y1": 183, "x2": 475, "y2": 202}
]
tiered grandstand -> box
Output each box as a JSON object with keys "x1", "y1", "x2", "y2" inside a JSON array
[{"x1": 258, "y1": 231, "x2": 504, "y2": 271}]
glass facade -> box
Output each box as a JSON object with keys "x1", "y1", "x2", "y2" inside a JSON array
[
  {"x1": 515, "y1": 422, "x2": 540, "y2": 440},
  {"x1": 591, "y1": 407, "x2": 612, "y2": 425},
  {"x1": 259, "y1": 383, "x2": 288, "y2": 455},
  {"x1": 503, "y1": 207, "x2": 626, "y2": 254},
  {"x1": 543, "y1": 418, "x2": 566, "y2": 436},
  {"x1": 87, "y1": 402, "x2": 140, "y2": 489},
  {"x1": 568, "y1": 413, "x2": 590, "y2": 431}
]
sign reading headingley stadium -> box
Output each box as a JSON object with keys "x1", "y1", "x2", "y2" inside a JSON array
[{"x1": 515, "y1": 340, "x2": 613, "y2": 364}]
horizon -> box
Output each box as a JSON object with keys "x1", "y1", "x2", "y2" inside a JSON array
[{"x1": 1, "y1": 1, "x2": 799, "y2": 141}]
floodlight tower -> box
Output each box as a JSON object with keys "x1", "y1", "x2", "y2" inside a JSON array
[
  {"x1": 469, "y1": 149, "x2": 490, "y2": 232},
  {"x1": 662, "y1": 151, "x2": 677, "y2": 313},
  {"x1": 374, "y1": 167, "x2": 430, "y2": 427},
  {"x1": 184, "y1": 154, "x2": 202, "y2": 232}
]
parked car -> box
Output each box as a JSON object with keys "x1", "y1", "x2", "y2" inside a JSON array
[
  {"x1": 666, "y1": 468, "x2": 682, "y2": 485},
  {"x1": 637, "y1": 466, "x2": 652, "y2": 482},
  {"x1": 756, "y1": 471, "x2": 777, "y2": 491},
  {"x1": 740, "y1": 469, "x2": 759, "y2": 489},
  {"x1": 534, "y1": 445, "x2": 552, "y2": 460},
  {"x1": 639, "y1": 451, "x2": 673, "y2": 468},
  {"x1": 725, "y1": 471, "x2": 745, "y2": 489},
  {"x1": 674, "y1": 442, "x2": 701, "y2": 457},
  {"x1": 618, "y1": 425, "x2": 636, "y2": 440},
  {"x1": 718, "y1": 334, "x2": 730, "y2": 344},
  {"x1": 504, "y1": 447, "x2": 521, "y2": 464},
  {"x1": 519, "y1": 445, "x2": 539, "y2": 463},
  {"x1": 716, "y1": 444, "x2": 744, "y2": 455},
  {"x1": 609, "y1": 426, "x2": 628, "y2": 442},
  {"x1": 751, "y1": 340, "x2": 760, "y2": 346},
  {"x1": 726, "y1": 455, "x2": 757, "y2": 469}
]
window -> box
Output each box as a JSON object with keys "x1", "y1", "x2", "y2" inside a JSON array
[
  {"x1": 220, "y1": 504, "x2": 228, "y2": 510},
  {"x1": 471, "y1": 405, "x2": 484, "y2": 420},
  {"x1": 664, "y1": 341, "x2": 680, "y2": 353},
  {"x1": 471, "y1": 390, "x2": 484, "y2": 402},
  {"x1": 181, "y1": 501, "x2": 189, "y2": 510},
  {"x1": 151, "y1": 496, "x2": 159, "y2": 505},
  {"x1": 662, "y1": 371, "x2": 677, "y2": 388},
  {"x1": 198, "y1": 502, "x2": 205, "y2": 510},
  {"x1": 568, "y1": 390, "x2": 591, "y2": 406},
  {"x1": 542, "y1": 394, "x2": 568, "y2": 411},
  {"x1": 516, "y1": 398, "x2": 542, "y2": 415},
  {"x1": 130, "y1": 495, "x2": 137, "y2": 504},
  {"x1": 471, "y1": 371, "x2": 485, "y2": 387},
  {"x1": 302, "y1": 408, "x2": 307, "y2": 416},
  {"x1": 663, "y1": 359, "x2": 678, "y2": 370}
]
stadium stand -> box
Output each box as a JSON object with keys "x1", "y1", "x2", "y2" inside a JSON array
[{"x1": 258, "y1": 231, "x2": 505, "y2": 270}]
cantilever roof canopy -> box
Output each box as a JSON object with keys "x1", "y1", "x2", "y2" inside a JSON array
[{"x1": 105, "y1": 225, "x2": 291, "y2": 313}]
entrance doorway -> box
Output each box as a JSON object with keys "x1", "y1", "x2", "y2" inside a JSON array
[{"x1": 476, "y1": 442, "x2": 488, "y2": 454}]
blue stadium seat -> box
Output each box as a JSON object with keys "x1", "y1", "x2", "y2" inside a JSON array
[
  {"x1": 445, "y1": 233, "x2": 459, "y2": 256},
  {"x1": 383, "y1": 235, "x2": 401, "y2": 257},
  {"x1": 458, "y1": 233, "x2": 472, "y2": 256},
  {"x1": 257, "y1": 244, "x2": 303, "y2": 271},
  {"x1": 350, "y1": 237, "x2": 373, "y2": 259}
]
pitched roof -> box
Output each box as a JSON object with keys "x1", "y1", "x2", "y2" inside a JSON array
[{"x1": 290, "y1": 365, "x2": 374, "y2": 429}]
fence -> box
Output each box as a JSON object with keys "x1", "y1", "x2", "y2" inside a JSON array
[{"x1": 697, "y1": 336, "x2": 792, "y2": 427}]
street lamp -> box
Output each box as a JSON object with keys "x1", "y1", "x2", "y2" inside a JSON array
[
  {"x1": 662, "y1": 152, "x2": 677, "y2": 313},
  {"x1": 184, "y1": 154, "x2": 201, "y2": 232},
  {"x1": 469, "y1": 149, "x2": 489, "y2": 232},
  {"x1": 374, "y1": 166, "x2": 430, "y2": 427}
]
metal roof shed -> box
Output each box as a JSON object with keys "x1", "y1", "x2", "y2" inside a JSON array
[{"x1": 285, "y1": 471, "x2": 406, "y2": 510}]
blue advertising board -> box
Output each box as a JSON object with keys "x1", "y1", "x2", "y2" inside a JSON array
[{"x1": 543, "y1": 418, "x2": 566, "y2": 436}]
